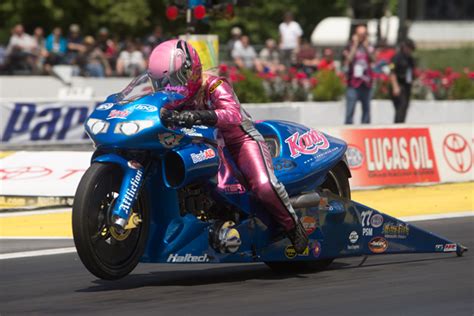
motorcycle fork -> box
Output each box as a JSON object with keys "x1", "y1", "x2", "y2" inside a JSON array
[{"x1": 93, "y1": 154, "x2": 146, "y2": 230}]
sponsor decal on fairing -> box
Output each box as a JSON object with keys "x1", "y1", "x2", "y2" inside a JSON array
[
  {"x1": 190, "y1": 148, "x2": 215, "y2": 164},
  {"x1": 370, "y1": 214, "x2": 384, "y2": 228},
  {"x1": 443, "y1": 243, "x2": 457, "y2": 252},
  {"x1": 107, "y1": 109, "x2": 131, "y2": 120},
  {"x1": 285, "y1": 129, "x2": 330, "y2": 158},
  {"x1": 96, "y1": 103, "x2": 114, "y2": 111},
  {"x1": 368, "y1": 237, "x2": 388, "y2": 254},
  {"x1": 158, "y1": 133, "x2": 183, "y2": 148},
  {"x1": 300, "y1": 216, "x2": 317, "y2": 234},
  {"x1": 313, "y1": 241, "x2": 322, "y2": 258},
  {"x1": 167, "y1": 253, "x2": 210, "y2": 263},
  {"x1": 382, "y1": 222, "x2": 409, "y2": 239},
  {"x1": 134, "y1": 104, "x2": 157, "y2": 112}
]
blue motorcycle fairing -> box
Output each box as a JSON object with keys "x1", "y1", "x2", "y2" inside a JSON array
[
  {"x1": 93, "y1": 153, "x2": 145, "y2": 221},
  {"x1": 255, "y1": 120, "x2": 348, "y2": 195}
]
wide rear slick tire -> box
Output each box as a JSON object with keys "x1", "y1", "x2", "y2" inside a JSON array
[
  {"x1": 265, "y1": 162, "x2": 351, "y2": 273},
  {"x1": 72, "y1": 163, "x2": 149, "y2": 280}
]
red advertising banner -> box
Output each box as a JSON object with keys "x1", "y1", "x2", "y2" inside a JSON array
[{"x1": 342, "y1": 128, "x2": 440, "y2": 186}]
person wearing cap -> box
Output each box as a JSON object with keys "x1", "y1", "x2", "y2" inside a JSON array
[
  {"x1": 66, "y1": 24, "x2": 85, "y2": 64},
  {"x1": 227, "y1": 26, "x2": 242, "y2": 59},
  {"x1": 77, "y1": 35, "x2": 112, "y2": 77},
  {"x1": 389, "y1": 39, "x2": 416, "y2": 123}
]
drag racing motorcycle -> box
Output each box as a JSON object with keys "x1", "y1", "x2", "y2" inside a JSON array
[{"x1": 73, "y1": 73, "x2": 467, "y2": 280}]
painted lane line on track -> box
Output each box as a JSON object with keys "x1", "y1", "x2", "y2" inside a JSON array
[
  {"x1": 0, "y1": 208, "x2": 71, "y2": 217},
  {"x1": 0, "y1": 247, "x2": 76, "y2": 260},
  {"x1": 0, "y1": 236, "x2": 72, "y2": 240},
  {"x1": 400, "y1": 211, "x2": 473, "y2": 222}
]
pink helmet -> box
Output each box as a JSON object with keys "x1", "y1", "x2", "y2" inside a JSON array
[{"x1": 148, "y1": 39, "x2": 202, "y2": 103}]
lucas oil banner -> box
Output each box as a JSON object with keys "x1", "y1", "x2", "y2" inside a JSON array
[
  {"x1": 1, "y1": 101, "x2": 97, "y2": 145},
  {"x1": 341, "y1": 128, "x2": 440, "y2": 187}
]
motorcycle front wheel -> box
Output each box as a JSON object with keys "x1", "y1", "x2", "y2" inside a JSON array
[{"x1": 72, "y1": 162, "x2": 149, "y2": 280}]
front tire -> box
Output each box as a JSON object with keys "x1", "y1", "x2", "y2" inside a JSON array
[
  {"x1": 265, "y1": 162, "x2": 351, "y2": 273},
  {"x1": 72, "y1": 163, "x2": 149, "y2": 280}
]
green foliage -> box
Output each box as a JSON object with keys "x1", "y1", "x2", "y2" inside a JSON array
[
  {"x1": 415, "y1": 47, "x2": 474, "y2": 72},
  {"x1": 210, "y1": 0, "x2": 346, "y2": 45},
  {"x1": 449, "y1": 74, "x2": 474, "y2": 100},
  {"x1": 232, "y1": 69, "x2": 270, "y2": 103},
  {"x1": 312, "y1": 70, "x2": 345, "y2": 101},
  {"x1": 0, "y1": 0, "x2": 347, "y2": 45}
]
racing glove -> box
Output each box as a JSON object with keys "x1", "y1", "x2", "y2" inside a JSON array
[{"x1": 170, "y1": 110, "x2": 218, "y2": 128}]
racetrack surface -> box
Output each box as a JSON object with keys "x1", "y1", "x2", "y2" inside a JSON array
[{"x1": 0, "y1": 217, "x2": 472, "y2": 315}]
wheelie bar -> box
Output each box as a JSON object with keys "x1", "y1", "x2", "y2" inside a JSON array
[{"x1": 93, "y1": 154, "x2": 145, "y2": 229}]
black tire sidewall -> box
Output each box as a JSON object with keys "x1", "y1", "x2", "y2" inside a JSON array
[{"x1": 72, "y1": 163, "x2": 149, "y2": 280}]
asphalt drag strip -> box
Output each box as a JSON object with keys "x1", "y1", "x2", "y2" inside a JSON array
[{"x1": 0, "y1": 216, "x2": 472, "y2": 315}]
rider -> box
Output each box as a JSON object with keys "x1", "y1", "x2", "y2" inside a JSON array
[{"x1": 148, "y1": 39, "x2": 308, "y2": 253}]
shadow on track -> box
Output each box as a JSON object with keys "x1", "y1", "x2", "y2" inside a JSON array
[{"x1": 77, "y1": 253, "x2": 462, "y2": 292}]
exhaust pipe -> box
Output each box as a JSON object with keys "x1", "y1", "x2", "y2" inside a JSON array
[{"x1": 290, "y1": 192, "x2": 321, "y2": 209}]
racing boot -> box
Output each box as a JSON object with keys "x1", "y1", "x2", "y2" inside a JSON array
[{"x1": 287, "y1": 221, "x2": 309, "y2": 254}]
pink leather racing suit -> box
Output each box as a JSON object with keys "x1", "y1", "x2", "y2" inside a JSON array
[{"x1": 167, "y1": 75, "x2": 298, "y2": 231}]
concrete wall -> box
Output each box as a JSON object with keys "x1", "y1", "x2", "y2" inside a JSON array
[{"x1": 245, "y1": 100, "x2": 474, "y2": 126}]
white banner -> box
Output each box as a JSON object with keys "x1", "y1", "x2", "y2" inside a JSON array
[
  {"x1": 430, "y1": 124, "x2": 473, "y2": 183},
  {"x1": 0, "y1": 101, "x2": 97, "y2": 145},
  {"x1": 0, "y1": 151, "x2": 91, "y2": 196}
]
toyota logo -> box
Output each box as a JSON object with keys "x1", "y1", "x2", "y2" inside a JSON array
[
  {"x1": 442, "y1": 133, "x2": 472, "y2": 174},
  {"x1": 0, "y1": 166, "x2": 52, "y2": 180}
]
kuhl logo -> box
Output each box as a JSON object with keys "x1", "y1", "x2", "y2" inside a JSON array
[{"x1": 285, "y1": 129, "x2": 330, "y2": 158}]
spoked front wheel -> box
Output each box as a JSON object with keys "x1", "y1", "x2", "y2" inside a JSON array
[{"x1": 72, "y1": 163, "x2": 149, "y2": 280}]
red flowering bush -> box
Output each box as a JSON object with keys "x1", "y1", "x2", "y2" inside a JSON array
[{"x1": 218, "y1": 62, "x2": 474, "y2": 103}]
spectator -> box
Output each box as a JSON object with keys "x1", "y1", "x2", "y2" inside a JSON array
[
  {"x1": 97, "y1": 27, "x2": 118, "y2": 67},
  {"x1": 259, "y1": 39, "x2": 282, "y2": 73},
  {"x1": 5, "y1": 24, "x2": 37, "y2": 73},
  {"x1": 231, "y1": 35, "x2": 261, "y2": 71},
  {"x1": 318, "y1": 48, "x2": 335, "y2": 71},
  {"x1": 143, "y1": 25, "x2": 166, "y2": 56},
  {"x1": 296, "y1": 39, "x2": 318, "y2": 76},
  {"x1": 343, "y1": 24, "x2": 374, "y2": 124},
  {"x1": 32, "y1": 27, "x2": 47, "y2": 73},
  {"x1": 44, "y1": 27, "x2": 67, "y2": 73},
  {"x1": 116, "y1": 40, "x2": 146, "y2": 76},
  {"x1": 227, "y1": 26, "x2": 242, "y2": 59},
  {"x1": 279, "y1": 12, "x2": 303, "y2": 69},
  {"x1": 66, "y1": 24, "x2": 85, "y2": 64},
  {"x1": 77, "y1": 35, "x2": 112, "y2": 77},
  {"x1": 389, "y1": 39, "x2": 416, "y2": 123}
]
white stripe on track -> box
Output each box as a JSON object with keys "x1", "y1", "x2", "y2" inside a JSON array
[
  {"x1": 0, "y1": 247, "x2": 76, "y2": 260},
  {"x1": 0, "y1": 208, "x2": 71, "y2": 217},
  {"x1": 0, "y1": 236, "x2": 73, "y2": 240},
  {"x1": 400, "y1": 211, "x2": 474, "y2": 222}
]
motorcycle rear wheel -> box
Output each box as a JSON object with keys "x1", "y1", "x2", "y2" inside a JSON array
[
  {"x1": 265, "y1": 162, "x2": 350, "y2": 273},
  {"x1": 72, "y1": 163, "x2": 149, "y2": 280}
]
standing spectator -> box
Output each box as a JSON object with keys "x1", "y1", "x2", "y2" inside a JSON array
[
  {"x1": 143, "y1": 25, "x2": 166, "y2": 57},
  {"x1": 279, "y1": 12, "x2": 303, "y2": 69},
  {"x1": 227, "y1": 26, "x2": 242, "y2": 59},
  {"x1": 259, "y1": 39, "x2": 282, "y2": 73},
  {"x1": 44, "y1": 27, "x2": 67, "y2": 73},
  {"x1": 318, "y1": 48, "x2": 335, "y2": 71},
  {"x1": 77, "y1": 36, "x2": 112, "y2": 77},
  {"x1": 116, "y1": 40, "x2": 146, "y2": 77},
  {"x1": 389, "y1": 39, "x2": 416, "y2": 123},
  {"x1": 343, "y1": 24, "x2": 374, "y2": 124},
  {"x1": 231, "y1": 35, "x2": 261, "y2": 71},
  {"x1": 66, "y1": 24, "x2": 85, "y2": 64},
  {"x1": 5, "y1": 24, "x2": 37, "y2": 73},
  {"x1": 296, "y1": 39, "x2": 318, "y2": 76}
]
